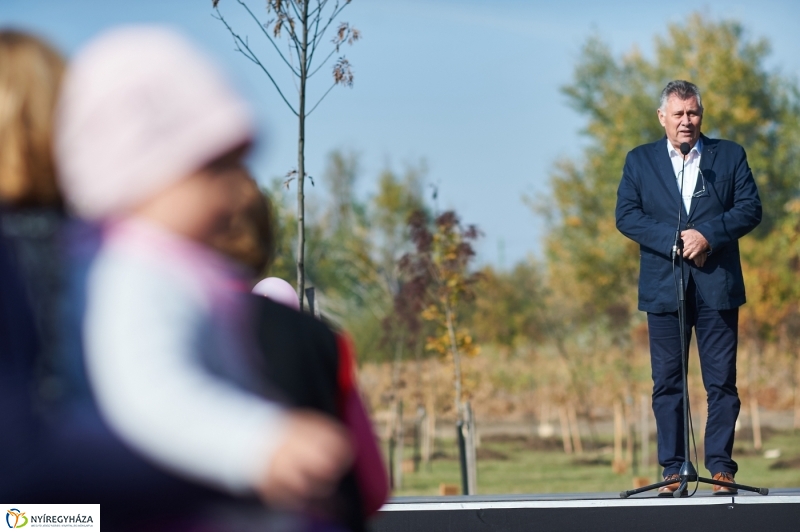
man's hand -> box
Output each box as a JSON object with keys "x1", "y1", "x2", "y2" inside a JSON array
[
  {"x1": 680, "y1": 229, "x2": 709, "y2": 262},
  {"x1": 257, "y1": 411, "x2": 354, "y2": 512},
  {"x1": 692, "y1": 251, "x2": 707, "y2": 268}
]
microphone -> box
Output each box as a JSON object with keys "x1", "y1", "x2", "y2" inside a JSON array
[
  {"x1": 679, "y1": 142, "x2": 691, "y2": 211},
  {"x1": 672, "y1": 142, "x2": 691, "y2": 260}
]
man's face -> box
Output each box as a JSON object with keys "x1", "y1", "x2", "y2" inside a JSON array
[{"x1": 657, "y1": 94, "x2": 703, "y2": 150}]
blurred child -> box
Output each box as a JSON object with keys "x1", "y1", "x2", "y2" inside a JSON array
[{"x1": 54, "y1": 25, "x2": 353, "y2": 512}]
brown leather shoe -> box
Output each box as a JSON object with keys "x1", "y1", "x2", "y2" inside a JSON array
[
  {"x1": 658, "y1": 474, "x2": 685, "y2": 496},
  {"x1": 712, "y1": 472, "x2": 738, "y2": 495}
]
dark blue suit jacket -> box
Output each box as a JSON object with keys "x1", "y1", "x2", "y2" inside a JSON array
[{"x1": 616, "y1": 134, "x2": 761, "y2": 313}]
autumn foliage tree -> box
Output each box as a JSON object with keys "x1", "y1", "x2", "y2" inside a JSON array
[{"x1": 398, "y1": 210, "x2": 481, "y2": 419}]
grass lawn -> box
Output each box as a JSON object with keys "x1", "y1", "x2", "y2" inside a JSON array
[{"x1": 392, "y1": 429, "x2": 800, "y2": 496}]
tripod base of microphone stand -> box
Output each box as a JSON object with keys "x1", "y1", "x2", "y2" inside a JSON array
[
  {"x1": 620, "y1": 462, "x2": 770, "y2": 498},
  {"x1": 664, "y1": 461, "x2": 698, "y2": 497},
  {"x1": 698, "y1": 476, "x2": 770, "y2": 496},
  {"x1": 679, "y1": 460, "x2": 698, "y2": 479}
]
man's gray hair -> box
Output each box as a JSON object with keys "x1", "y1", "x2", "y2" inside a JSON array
[{"x1": 659, "y1": 80, "x2": 704, "y2": 113}]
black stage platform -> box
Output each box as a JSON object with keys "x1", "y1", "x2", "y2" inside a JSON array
[{"x1": 373, "y1": 489, "x2": 800, "y2": 532}]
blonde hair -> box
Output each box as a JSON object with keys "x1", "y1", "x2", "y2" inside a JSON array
[{"x1": 0, "y1": 30, "x2": 65, "y2": 207}]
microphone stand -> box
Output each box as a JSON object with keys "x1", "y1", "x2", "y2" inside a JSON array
[{"x1": 620, "y1": 142, "x2": 768, "y2": 499}]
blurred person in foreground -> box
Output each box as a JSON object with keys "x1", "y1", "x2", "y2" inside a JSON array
[
  {"x1": 210, "y1": 174, "x2": 390, "y2": 530},
  {"x1": 0, "y1": 29, "x2": 66, "y2": 401},
  {"x1": 53, "y1": 25, "x2": 353, "y2": 521},
  {"x1": 616, "y1": 80, "x2": 761, "y2": 495},
  {"x1": 0, "y1": 29, "x2": 239, "y2": 529}
]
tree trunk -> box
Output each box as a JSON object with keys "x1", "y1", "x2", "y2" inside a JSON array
[
  {"x1": 794, "y1": 351, "x2": 800, "y2": 430},
  {"x1": 558, "y1": 406, "x2": 573, "y2": 454},
  {"x1": 445, "y1": 303, "x2": 463, "y2": 420},
  {"x1": 567, "y1": 403, "x2": 583, "y2": 455},
  {"x1": 386, "y1": 404, "x2": 395, "y2": 489},
  {"x1": 391, "y1": 336, "x2": 404, "y2": 403},
  {"x1": 465, "y1": 401, "x2": 478, "y2": 495},
  {"x1": 393, "y1": 399, "x2": 404, "y2": 490},
  {"x1": 748, "y1": 340, "x2": 762, "y2": 451},
  {"x1": 612, "y1": 401, "x2": 626, "y2": 474},
  {"x1": 425, "y1": 393, "x2": 435, "y2": 470},
  {"x1": 639, "y1": 394, "x2": 649, "y2": 475},
  {"x1": 426, "y1": 365, "x2": 436, "y2": 470},
  {"x1": 624, "y1": 399, "x2": 633, "y2": 468},
  {"x1": 296, "y1": 1, "x2": 309, "y2": 310},
  {"x1": 750, "y1": 397, "x2": 762, "y2": 451},
  {"x1": 413, "y1": 406, "x2": 424, "y2": 472}
]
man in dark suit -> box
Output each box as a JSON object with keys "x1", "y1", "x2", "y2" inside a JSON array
[{"x1": 616, "y1": 80, "x2": 761, "y2": 495}]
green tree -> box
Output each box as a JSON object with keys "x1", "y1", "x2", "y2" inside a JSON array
[
  {"x1": 264, "y1": 151, "x2": 430, "y2": 364},
  {"x1": 294, "y1": 151, "x2": 386, "y2": 345},
  {"x1": 372, "y1": 165, "x2": 427, "y2": 292},
  {"x1": 469, "y1": 261, "x2": 548, "y2": 350}
]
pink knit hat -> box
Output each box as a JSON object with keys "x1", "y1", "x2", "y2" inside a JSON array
[
  {"x1": 55, "y1": 26, "x2": 254, "y2": 220},
  {"x1": 252, "y1": 277, "x2": 300, "y2": 310}
]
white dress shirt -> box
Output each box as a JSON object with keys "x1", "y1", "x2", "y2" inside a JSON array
[{"x1": 667, "y1": 137, "x2": 703, "y2": 213}]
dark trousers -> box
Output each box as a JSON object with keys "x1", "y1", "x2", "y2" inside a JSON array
[{"x1": 647, "y1": 276, "x2": 740, "y2": 477}]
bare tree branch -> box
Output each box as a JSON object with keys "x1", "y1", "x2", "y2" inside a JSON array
[
  {"x1": 310, "y1": 4, "x2": 324, "y2": 61},
  {"x1": 306, "y1": 81, "x2": 337, "y2": 116},
  {"x1": 308, "y1": 0, "x2": 330, "y2": 23},
  {"x1": 309, "y1": 0, "x2": 329, "y2": 55},
  {"x1": 308, "y1": 0, "x2": 347, "y2": 63},
  {"x1": 213, "y1": 10, "x2": 299, "y2": 115},
  {"x1": 262, "y1": 1, "x2": 302, "y2": 55},
  {"x1": 307, "y1": 46, "x2": 339, "y2": 78},
  {"x1": 287, "y1": 39, "x2": 301, "y2": 93},
  {"x1": 233, "y1": 0, "x2": 301, "y2": 76},
  {"x1": 287, "y1": 0, "x2": 303, "y2": 21},
  {"x1": 276, "y1": 3, "x2": 303, "y2": 55},
  {"x1": 284, "y1": 169, "x2": 315, "y2": 187}
]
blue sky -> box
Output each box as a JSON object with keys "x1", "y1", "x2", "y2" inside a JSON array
[{"x1": 3, "y1": 0, "x2": 799, "y2": 267}]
